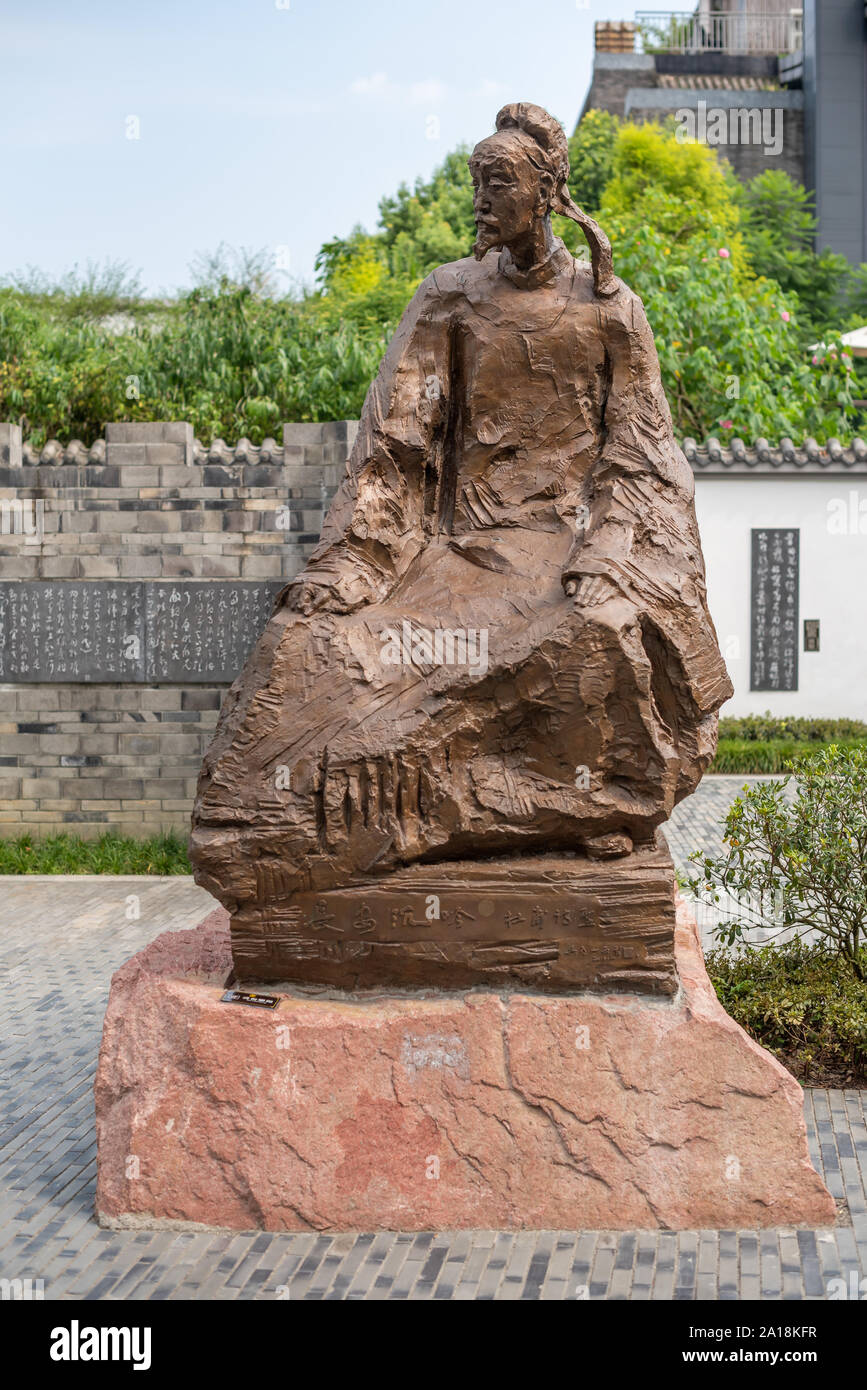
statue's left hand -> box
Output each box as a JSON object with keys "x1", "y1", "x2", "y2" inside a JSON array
[
  {"x1": 279, "y1": 580, "x2": 338, "y2": 615},
  {"x1": 564, "y1": 574, "x2": 620, "y2": 607}
]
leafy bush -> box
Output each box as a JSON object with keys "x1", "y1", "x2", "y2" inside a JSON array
[
  {"x1": 601, "y1": 119, "x2": 743, "y2": 241},
  {"x1": 718, "y1": 713, "x2": 867, "y2": 744},
  {"x1": 712, "y1": 738, "x2": 867, "y2": 774},
  {"x1": 0, "y1": 281, "x2": 387, "y2": 446},
  {"x1": 599, "y1": 204, "x2": 855, "y2": 442},
  {"x1": 690, "y1": 745, "x2": 867, "y2": 980},
  {"x1": 0, "y1": 831, "x2": 190, "y2": 874},
  {"x1": 737, "y1": 171, "x2": 852, "y2": 335},
  {"x1": 711, "y1": 717, "x2": 867, "y2": 772},
  {"x1": 712, "y1": 715, "x2": 867, "y2": 772},
  {"x1": 2, "y1": 258, "x2": 150, "y2": 321},
  {"x1": 706, "y1": 940, "x2": 867, "y2": 1083}
]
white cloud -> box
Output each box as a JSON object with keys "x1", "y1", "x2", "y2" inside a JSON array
[
  {"x1": 350, "y1": 72, "x2": 390, "y2": 97},
  {"x1": 350, "y1": 74, "x2": 447, "y2": 108},
  {"x1": 409, "y1": 79, "x2": 447, "y2": 107}
]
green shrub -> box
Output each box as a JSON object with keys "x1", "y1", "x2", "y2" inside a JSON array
[
  {"x1": 0, "y1": 831, "x2": 190, "y2": 874},
  {"x1": 717, "y1": 712, "x2": 867, "y2": 743},
  {"x1": 712, "y1": 737, "x2": 867, "y2": 774},
  {"x1": 711, "y1": 713, "x2": 867, "y2": 772},
  {"x1": 690, "y1": 745, "x2": 867, "y2": 980},
  {"x1": 706, "y1": 940, "x2": 867, "y2": 1083}
]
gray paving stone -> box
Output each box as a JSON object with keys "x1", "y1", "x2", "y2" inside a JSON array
[
  {"x1": 653, "y1": 1233, "x2": 678, "y2": 1300},
  {"x1": 0, "y1": 869, "x2": 865, "y2": 1299}
]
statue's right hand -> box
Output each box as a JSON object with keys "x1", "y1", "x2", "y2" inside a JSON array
[
  {"x1": 564, "y1": 573, "x2": 621, "y2": 608},
  {"x1": 279, "y1": 580, "x2": 335, "y2": 616}
]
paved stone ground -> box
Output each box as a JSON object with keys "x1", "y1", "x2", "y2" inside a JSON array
[
  {"x1": 665, "y1": 774, "x2": 777, "y2": 873},
  {"x1": 2, "y1": 778, "x2": 866, "y2": 1301}
]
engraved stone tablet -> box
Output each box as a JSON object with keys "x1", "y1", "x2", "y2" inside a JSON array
[
  {"x1": 0, "y1": 582, "x2": 146, "y2": 681},
  {"x1": 750, "y1": 528, "x2": 799, "y2": 692},
  {"x1": 143, "y1": 582, "x2": 282, "y2": 682},
  {"x1": 0, "y1": 581, "x2": 281, "y2": 683}
]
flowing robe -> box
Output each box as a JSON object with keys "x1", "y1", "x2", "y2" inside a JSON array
[{"x1": 190, "y1": 241, "x2": 732, "y2": 911}]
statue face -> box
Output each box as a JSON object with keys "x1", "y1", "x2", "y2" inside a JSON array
[{"x1": 469, "y1": 135, "x2": 546, "y2": 257}]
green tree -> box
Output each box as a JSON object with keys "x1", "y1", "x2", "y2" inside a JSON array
[
  {"x1": 378, "y1": 147, "x2": 476, "y2": 280},
  {"x1": 566, "y1": 109, "x2": 620, "y2": 215},
  {"x1": 313, "y1": 150, "x2": 477, "y2": 332},
  {"x1": 600, "y1": 120, "x2": 742, "y2": 243},
  {"x1": 737, "y1": 171, "x2": 850, "y2": 332},
  {"x1": 603, "y1": 202, "x2": 855, "y2": 441}
]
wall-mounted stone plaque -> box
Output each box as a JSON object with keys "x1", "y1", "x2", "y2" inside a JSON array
[
  {"x1": 0, "y1": 581, "x2": 281, "y2": 683},
  {"x1": 0, "y1": 582, "x2": 146, "y2": 682},
  {"x1": 750, "y1": 528, "x2": 799, "y2": 691},
  {"x1": 143, "y1": 582, "x2": 282, "y2": 682}
]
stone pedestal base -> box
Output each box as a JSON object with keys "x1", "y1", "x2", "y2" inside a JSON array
[
  {"x1": 230, "y1": 845, "x2": 678, "y2": 996},
  {"x1": 94, "y1": 898, "x2": 835, "y2": 1232}
]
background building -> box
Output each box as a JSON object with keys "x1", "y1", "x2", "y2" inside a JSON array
[{"x1": 579, "y1": 2, "x2": 867, "y2": 265}]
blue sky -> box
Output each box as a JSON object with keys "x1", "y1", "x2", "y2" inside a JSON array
[{"x1": 0, "y1": 0, "x2": 631, "y2": 293}]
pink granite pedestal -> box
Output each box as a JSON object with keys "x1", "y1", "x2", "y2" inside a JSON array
[{"x1": 94, "y1": 899, "x2": 835, "y2": 1231}]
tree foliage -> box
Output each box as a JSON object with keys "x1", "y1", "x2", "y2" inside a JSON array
[
  {"x1": 737, "y1": 171, "x2": 852, "y2": 334},
  {"x1": 2, "y1": 115, "x2": 865, "y2": 445},
  {"x1": 566, "y1": 109, "x2": 620, "y2": 216},
  {"x1": 601, "y1": 119, "x2": 742, "y2": 241}
]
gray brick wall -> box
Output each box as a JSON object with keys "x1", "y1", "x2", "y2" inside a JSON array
[
  {"x1": 0, "y1": 684, "x2": 220, "y2": 837},
  {"x1": 577, "y1": 50, "x2": 806, "y2": 188},
  {"x1": 0, "y1": 420, "x2": 357, "y2": 837},
  {"x1": 0, "y1": 419, "x2": 357, "y2": 583},
  {"x1": 578, "y1": 53, "x2": 659, "y2": 122}
]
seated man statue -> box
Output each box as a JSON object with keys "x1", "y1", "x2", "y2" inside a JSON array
[{"x1": 190, "y1": 102, "x2": 732, "y2": 991}]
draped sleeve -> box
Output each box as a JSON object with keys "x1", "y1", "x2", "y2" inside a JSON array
[
  {"x1": 278, "y1": 271, "x2": 452, "y2": 612},
  {"x1": 563, "y1": 283, "x2": 732, "y2": 715}
]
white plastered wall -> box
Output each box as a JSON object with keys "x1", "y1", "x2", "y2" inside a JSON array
[{"x1": 693, "y1": 476, "x2": 867, "y2": 718}]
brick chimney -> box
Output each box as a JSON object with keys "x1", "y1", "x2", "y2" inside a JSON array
[{"x1": 595, "y1": 20, "x2": 636, "y2": 53}]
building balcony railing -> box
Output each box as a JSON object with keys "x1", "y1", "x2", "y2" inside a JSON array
[{"x1": 634, "y1": 9, "x2": 804, "y2": 55}]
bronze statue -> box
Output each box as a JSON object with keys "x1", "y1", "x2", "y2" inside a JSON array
[{"x1": 190, "y1": 103, "x2": 732, "y2": 993}]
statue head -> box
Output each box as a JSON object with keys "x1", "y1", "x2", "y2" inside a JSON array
[
  {"x1": 469, "y1": 131, "x2": 555, "y2": 261},
  {"x1": 469, "y1": 102, "x2": 616, "y2": 297}
]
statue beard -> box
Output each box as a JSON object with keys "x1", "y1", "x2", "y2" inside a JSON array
[{"x1": 472, "y1": 223, "x2": 502, "y2": 261}]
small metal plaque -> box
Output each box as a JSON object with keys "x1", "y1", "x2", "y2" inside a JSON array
[{"x1": 220, "y1": 989, "x2": 280, "y2": 1009}]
